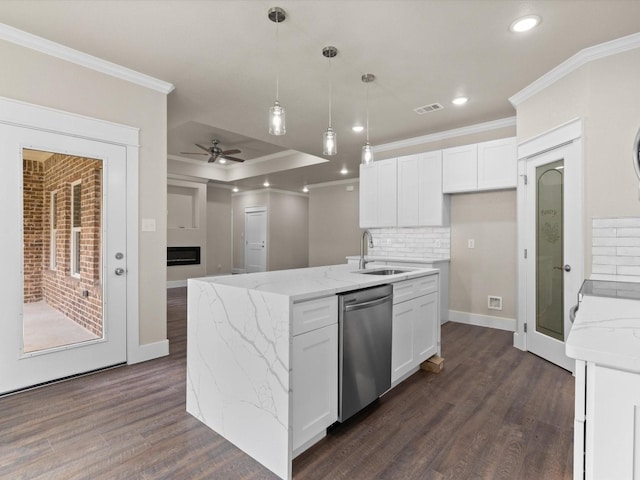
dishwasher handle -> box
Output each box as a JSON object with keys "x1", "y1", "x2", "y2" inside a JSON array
[{"x1": 344, "y1": 294, "x2": 393, "y2": 312}]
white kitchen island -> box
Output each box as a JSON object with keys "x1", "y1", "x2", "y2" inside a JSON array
[
  {"x1": 186, "y1": 263, "x2": 439, "y2": 480},
  {"x1": 566, "y1": 280, "x2": 640, "y2": 480}
]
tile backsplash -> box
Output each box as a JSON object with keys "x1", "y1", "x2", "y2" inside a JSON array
[
  {"x1": 592, "y1": 217, "x2": 640, "y2": 281},
  {"x1": 367, "y1": 227, "x2": 451, "y2": 259}
]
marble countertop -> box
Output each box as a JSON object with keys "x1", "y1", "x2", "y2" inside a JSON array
[
  {"x1": 191, "y1": 263, "x2": 439, "y2": 302},
  {"x1": 566, "y1": 294, "x2": 640, "y2": 373},
  {"x1": 345, "y1": 255, "x2": 450, "y2": 264}
]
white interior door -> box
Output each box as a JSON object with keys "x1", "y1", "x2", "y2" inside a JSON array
[
  {"x1": 0, "y1": 124, "x2": 127, "y2": 395},
  {"x1": 524, "y1": 140, "x2": 582, "y2": 372},
  {"x1": 244, "y1": 207, "x2": 267, "y2": 272}
]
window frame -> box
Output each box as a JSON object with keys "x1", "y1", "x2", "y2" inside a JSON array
[{"x1": 70, "y1": 180, "x2": 81, "y2": 279}]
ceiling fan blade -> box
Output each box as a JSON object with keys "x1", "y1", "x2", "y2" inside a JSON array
[
  {"x1": 180, "y1": 152, "x2": 209, "y2": 155},
  {"x1": 195, "y1": 144, "x2": 212, "y2": 153},
  {"x1": 222, "y1": 155, "x2": 245, "y2": 163},
  {"x1": 221, "y1": 149, "x2": 241, "y2": 156},
  {"x1": 207, "y1": 156, "x2": 216, "y2": 163}
]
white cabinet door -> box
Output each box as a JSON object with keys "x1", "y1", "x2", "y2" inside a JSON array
[
  {"x1": 391, "y1": 299, "x2": 415, "y2": 383},
  {"x1": 292, "y1": 323, "x2": 338, "y2": 453},
  {"x1": 359, "y1": 162, "x2": 377, "y2": 228},
  {"x1": 587, "y1": 365, "x2": 640, "y2": 480},
  {"x1": 397, "y1": 154, "x2": 420, "y2": 226},
  {"x1": 359, "y1": 158, "x2": 397, "y2": 228},
  {"x1": 477, "y1": 137, "x2": 517, "y2": 190},
  {"x1": 413, "y1": 292, "x2": 438, "y2": 363},
  {"x1": 377, "y1": 158, "x2": 398, "y2": 227},
  {"x1": 442, "y1": 144, "x2": 478, "y2": 193},
  {"x1": 398, "y1": 151, "x2": 448, "y2": 227}
]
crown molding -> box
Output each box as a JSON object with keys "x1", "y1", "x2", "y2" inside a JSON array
[
  {"x1": 306, "y1": 177, "x2": 360, "y2": 189},
  {"x1": 232, "y1": 187, "x2": 308, "y2": 198},
  {"x1": 510, "y1": 32, "x2": 640, "y2": 107},
  {"x1": 374, "y1": 117, "x2": 516, "y2": 153},
  {"x1": 0, "y1": 23, "x2": 175, "y2": 95}
]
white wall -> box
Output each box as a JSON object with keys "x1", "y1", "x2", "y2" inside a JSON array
[
  {"x1": 516, "y1": 47, "x2": 640, "y2": 277},
  {"x1": 308, "y1": 181, "x2": 360, "y2": 266},
  {"x1": 0, "y1": 39, "x2": 168, "y2": 346}
]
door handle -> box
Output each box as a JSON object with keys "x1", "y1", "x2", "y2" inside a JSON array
[
  {"x1": 115, "y1": 267, "x2": 126, "y2": 276},
  {"x1": 553, "y1": 264, "x2": 571, "y2": 272}
]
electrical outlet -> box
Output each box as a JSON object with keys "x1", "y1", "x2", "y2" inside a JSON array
[{"x1": 468, "y1": 239, "x2": 475, "y2": 249}]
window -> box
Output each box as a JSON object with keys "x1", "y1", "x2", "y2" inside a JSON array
[
  {"x1": 71, "y1": 181, "x2": 81, "y2": 278},
  {"x1": 50, "y1": 191, "x2": 57, "y2": 270}
]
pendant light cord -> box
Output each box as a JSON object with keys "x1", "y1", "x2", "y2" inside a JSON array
[
  {"x1": 328, "y1": 56, "x2": 332, "y2": 128},
  {"x1": 365, "y1": 82, "x2": 370, "y2": 143},
  {"x1": 275, "y1": 17, "x2": 280, "y2": 101}
]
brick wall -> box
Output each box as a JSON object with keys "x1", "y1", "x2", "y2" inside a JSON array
[
  {"x1": 23, "y1": 153, "x2": 103, "y2": 336},
  {"x1": 23, "y1": 159, "x2": 45, "y2": 302}
]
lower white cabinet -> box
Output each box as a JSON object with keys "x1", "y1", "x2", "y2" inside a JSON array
[
  {"x1": 575, "y1": 361, "x2": 640, "y2": 479},
  {"x1": 391, "y1": 277, "x2": 439, "y2": 384},
  {"x1": 292, "y1": 305, "x2": 338, "y2": 456}
]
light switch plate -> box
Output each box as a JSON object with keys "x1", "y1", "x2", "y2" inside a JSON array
[
  {"x1": 468, "y1": 239, "x2": 475, "y2": 249},
  {"x1": 141, "y1": 218, "x2": 156, "y2": 232}
]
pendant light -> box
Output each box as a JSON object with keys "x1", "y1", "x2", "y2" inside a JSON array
[
  {"x1": 268, "y1": 7, "x2": 286, "y2": 136},
  {"x1": 361, "y1": 73, "x2": 375, "y2": 164},
  {"x1": 322, "y1": 46, "x2": 338, "y2": 156}
]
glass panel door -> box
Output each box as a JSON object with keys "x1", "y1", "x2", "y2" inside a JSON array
[
  {"x1": 22, "y1": 148, "x2": 104, "y2": 354},
  {"x1": 535, "y1": 159, "x2": 564, "y2": 341}
]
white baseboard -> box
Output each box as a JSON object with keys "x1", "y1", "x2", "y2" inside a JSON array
[
  {"x1": 167, "y1": 280, "x2": 188, "y2": 288},
  {"x1": 513, "y1": 332, "x2": 526, "y2": 351},
  {"x1": 128, "y1": 339, "x2": 169, "y2": 364},
  {"x1": 448, "y1": 310, "x2": 516, "y2": 332}
]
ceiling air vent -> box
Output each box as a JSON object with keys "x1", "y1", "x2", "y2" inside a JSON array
[{"x1": 414, "y1": 103, "x2": 444, "y2": 115}]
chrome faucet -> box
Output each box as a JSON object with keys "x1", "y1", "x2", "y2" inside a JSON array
[{"x1": 359, "y1": 229, "x2": 374, "y2": 270}]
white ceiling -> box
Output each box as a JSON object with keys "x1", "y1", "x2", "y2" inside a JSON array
[{"x1": 2, "y1": 1, "x2": 640, "y2": 192}]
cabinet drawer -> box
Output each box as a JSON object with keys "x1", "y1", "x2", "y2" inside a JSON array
[
  {"x1": 393, "y1": 275, "x2": 438, "y2": 304},
  {"x1": 292, "y1": 296, "x2": 338, "y2": 336}
]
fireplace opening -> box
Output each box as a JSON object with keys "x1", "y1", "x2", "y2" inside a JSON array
[{"x1": 167, "y1": 246, "x2": 201, "y2": 266}]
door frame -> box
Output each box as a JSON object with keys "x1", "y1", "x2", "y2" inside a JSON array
[
  {"x1": 515, "y1": 118, "x2": 583, "y2": 368},
  {"x1": 244, "y1": 206, "x2": 268, "y2": 272},
  {"x1": 0, "y1": 96, "x2": 143, "y2": 364}
]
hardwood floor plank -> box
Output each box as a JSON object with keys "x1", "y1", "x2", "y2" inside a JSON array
[{"x1": 0, "y1": 289, "x2": 575, "y2": 480}]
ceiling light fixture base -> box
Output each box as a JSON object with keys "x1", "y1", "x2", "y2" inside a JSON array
[
  {"x1": 322, "y1": 46, "x2": 338, "y2": 58},
  {"x1": 268, "y1": 7, "x2": 286, "y2": 23},
  {"x1": 362, "y1": 73, "x2": 376, "y2": 83}
]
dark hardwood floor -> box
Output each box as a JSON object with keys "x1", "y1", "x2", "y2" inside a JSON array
[{"x1": 0, "y1": 287, "x2": 574, "y2": 479}]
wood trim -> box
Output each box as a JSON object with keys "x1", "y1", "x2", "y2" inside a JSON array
[{"x1": 448, "y1": 310, "x2": 516, "y2": 332}]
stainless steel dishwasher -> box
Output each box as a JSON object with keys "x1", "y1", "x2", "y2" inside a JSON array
[{"x1": 338, "y1": 284, "x2": 393, "y2": 422}]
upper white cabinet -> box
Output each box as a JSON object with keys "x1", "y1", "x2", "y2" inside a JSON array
[
  {"x1": 361, "y1": 153, "x2": 448, "y2": 228},
  {"x1": 477, "y1": 137, "x2": 518, "y2": 190},
  {"x1": 359, "y1": 157, "x2": 397, "y2": 228},
  {"x1": 397, "y1": 151, "x2": 450, "y2": 227},
  {"x1": 442, "y1": 137, "x2": 517, "y2": 193},
  {"x1": 442, "y1": 144, "x2": 478, "y2": 193}
]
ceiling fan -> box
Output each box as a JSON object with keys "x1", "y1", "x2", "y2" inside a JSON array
[{"x1": 180, "y1": 139, "x2": 245, "y2": 163}]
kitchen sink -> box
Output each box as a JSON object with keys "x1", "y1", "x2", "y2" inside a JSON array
[{"x1": 357, "y1": 268, "x2": 412, "y2": 276}]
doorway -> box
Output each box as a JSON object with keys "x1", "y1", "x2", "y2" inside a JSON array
[
  {"x1": 516, "y1": 120, "x2": 583, "y2": 372},
  {"x1": 244, "y1": 207, "x2": 267, "y2": 272},
  {"x1": 22, "y1": 149, "x2": 103, "y2": 353},
  {"x1": 0, "y1": 121, "x2": 128, "y2": 395}
]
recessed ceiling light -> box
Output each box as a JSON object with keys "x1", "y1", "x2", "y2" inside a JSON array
[
  {"x1": 510, "y1": 15, "x2": 540, "y2": 33},
  {"x1": 302, "y1": 186, "x2": 309, "y2": 193},
  {"x1": 263, "y1": 181, "x2": 270, "y2": 187},
  {"x1": 352, "y1": 125, "x2": 364, "y2": 133},
  {"x1": 232, "y1": 186, "x2": 239, "y2": 192},
  {"x1": 340, "y1": 167, "x2": 348, "y2": 175},
  {"x1": 452, "y1": 96, "x2": 469, "y2": 106}
]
